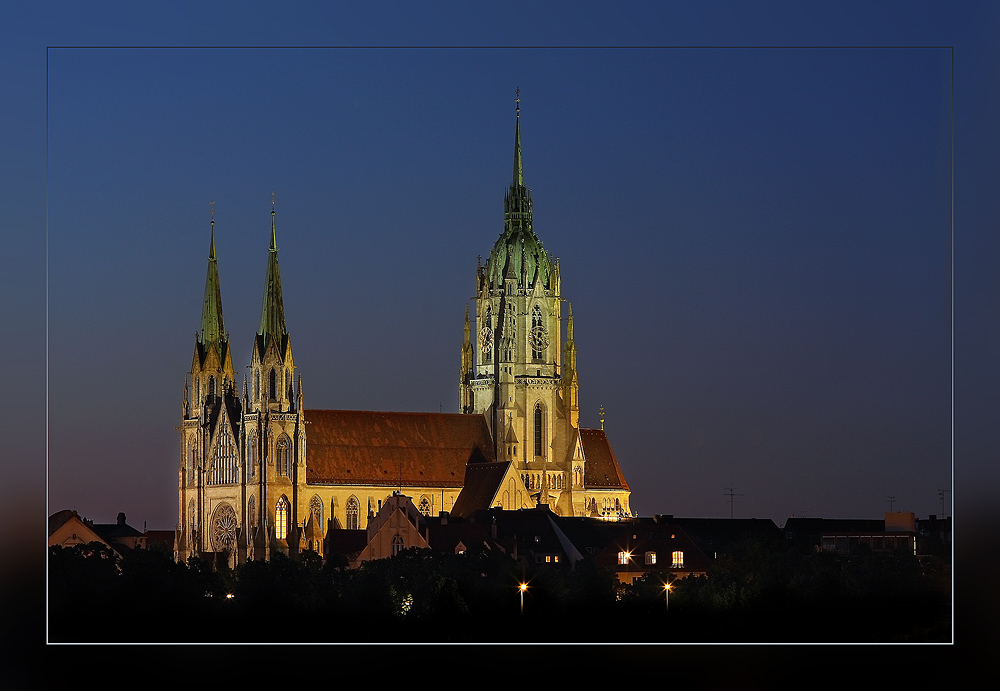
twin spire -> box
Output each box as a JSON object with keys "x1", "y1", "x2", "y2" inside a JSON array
[
  {"x1": 258, "y1": 192, "x2": 288, "y2": 348},
  {"x1": 197, "y1": 195, "x2": 288, "y2": 358},
  {"x1": 198, "y1": 205, "x2": 226, "y2": 355}
]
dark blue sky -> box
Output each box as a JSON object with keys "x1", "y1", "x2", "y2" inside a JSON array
[{"x1": 6, "y1": 3, "x2": 996, "y2": 536}]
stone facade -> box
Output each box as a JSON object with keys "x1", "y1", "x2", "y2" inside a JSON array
[{"x1": 175, "y1": 104, "x2": 632, "y2": 567}]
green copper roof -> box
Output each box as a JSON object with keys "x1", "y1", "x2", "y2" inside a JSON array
[
  {"x1": 198, "y1": 220, "x2": 226, "y2": 351},
  {"x1": 486, "y1": 101, "x2": 552, "y2": 290},
  {"x1": 258, "y1": 206, "x2": 287, "y2": 346}
]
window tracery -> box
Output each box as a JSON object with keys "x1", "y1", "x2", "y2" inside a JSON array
[
  {"x1": 346, "y1": 496, "x2": 360, "y2": 530},
  {"x1": 210, "y1": 503, "x2": 238, "y2": 553},
  {"x1": 275, "y1": 497, "x2": 289, "y2": 540}
]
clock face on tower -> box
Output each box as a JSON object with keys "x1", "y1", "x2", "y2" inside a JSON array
[
  {"x1": 480, "y1": 324, "x2": 493, "y2": 354},
  {"x1": 530, "y1": 324, "x2": 549, "y2": 351}
]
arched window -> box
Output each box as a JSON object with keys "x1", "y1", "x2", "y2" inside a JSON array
[
  {"x1": 275, "y1": 497, "x2": 289, "y2": 540},
  {"x1": 534, "y1": 403, "x2": 545, "y2": 458},
  {"x1": 209, "y1": 376, "x2": 217, "y2": 397},
  {"x1": 392, "y1": 533, "x2": 405, "y2": 556},
  {"x1": 276, "y1": 436, "x2": 291, "y2": 476},
  {"x1": 346, "y1": 496, "x2": 360, "y2": 530},
  {"x1": 247, "y1": 431, "x2": 257, "y2": 477},
  {"x1": 309, "y1": 495, "x2": 323, "y2": 527},
  {"x1": 269, "y1": 369, "x2": 277, "y2": 401},
  {"x1": 247, "y1": 495, "x2": 257, "y2": 528},
  {"x1": 188, "y1": 499, "x2": 196, "y2": 537},
  {"x1": 210, "y1": 503, "x2": 238, "y2": 553},
  {"x1": 418, "y1": 496, "x2": 431, "y2": 516}
]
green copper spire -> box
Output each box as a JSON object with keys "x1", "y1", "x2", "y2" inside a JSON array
[
  {"x1": 199, "y1": 211, "x2": 226, "y2": 351},
  {"x1": 258, "y1": 193, "x2": 287, "y2": 345},
  {"x1": 486, "y1": 90, "x2": 552, "y2": 290},
  {"x1": 512, "y1": 87, "x2": 524, "y2": 188}
]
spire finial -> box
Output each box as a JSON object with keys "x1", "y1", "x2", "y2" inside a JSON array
[
  {"x1": 208, "y1": 201, "x2": 217, "y2": 260},
  {"x1": 269, "y1": 191, "x2": 277, "y2": 252},
  {"x1": 599, "y1": 405, "x2": 605, "y2": 430},
  {"x1": 512, "y1": 89, "x2": 524, "y2": 188}
]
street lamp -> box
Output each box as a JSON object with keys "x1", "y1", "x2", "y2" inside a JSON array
[
  {"x1": 519, "y1": 582, "x2": 528, "y2": 615},
  {"x1": 664, "y1": 581, "x2": 672, "y2": 610}
]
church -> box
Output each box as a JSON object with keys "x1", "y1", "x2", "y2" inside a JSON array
[{"x1": 175, "y1": 101, "x2": 632, "y2": 565}]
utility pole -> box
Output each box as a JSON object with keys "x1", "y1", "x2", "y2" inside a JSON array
[
  {"x1": 886, "y1": 496, "x2": 896, "y2": 512},
  {"x1": 937, "y1": 488, "x2": 951, "y2": 518},
  {"x1": 723, "y1": 486, "x2": 744, "y2": 520}
]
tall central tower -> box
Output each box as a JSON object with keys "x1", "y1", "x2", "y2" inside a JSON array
[
  {"x1": 243, "y1": 195, "x2": 306, "y2": 560},
  {"x1": 460, "y1": 95, "x2": 586, "y2": 516}
]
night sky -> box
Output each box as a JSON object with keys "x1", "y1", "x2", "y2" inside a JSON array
[{"x1": 7, "y1": 4, "x2": 997, "y2": 539}]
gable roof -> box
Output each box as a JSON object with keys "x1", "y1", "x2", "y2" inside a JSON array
[
  {"x1": 305, "y1": 410, "x2": 495, "y2": 487},
  {"x1": 580, "y1": 428, "x2": 629, "y2": 490},
  {"x1": 451, "y1": 461, "x2": 513, "y2": 517}
]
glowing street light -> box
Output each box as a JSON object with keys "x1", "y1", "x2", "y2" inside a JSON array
[
  {"x1": 663, "y1": 581, "x2": 672, "y2": 610},
  {"x1": 519, "y1": 582, "x2": 528, "y2": 615}
]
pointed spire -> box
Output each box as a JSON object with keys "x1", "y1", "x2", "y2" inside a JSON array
[
  {"x1": 513, "y1": 86, "x2": 524, "y2": 188},
  {"x1": 258, "y1": 192, "x2": 287, "y2": 346},
  {"x1": 199, "y1": 204, "x2": 226, "y2": 352}
]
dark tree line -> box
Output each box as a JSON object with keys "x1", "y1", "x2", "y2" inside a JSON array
[{"x1": 48, "y1": 539, "x2": 950, "y2": 643}]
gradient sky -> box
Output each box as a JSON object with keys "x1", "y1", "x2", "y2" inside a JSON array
[{"x1": 6, "y1": 4, "x2": 996, "y2": 538}]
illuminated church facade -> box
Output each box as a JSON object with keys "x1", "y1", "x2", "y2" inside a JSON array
[{"x1": 175, "y1": 103, "x2": 632, "y2": 565}]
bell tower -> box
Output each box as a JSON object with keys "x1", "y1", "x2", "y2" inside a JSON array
[
  {"x1": 460, "y1": 92, "x2": 585, "y2": 515},
  {"x1": 177, "y1": 206, "x2": 243, "y2": 564},
  {"x1": 244, "y1": 194, "x2": 306, "y2": 560}
]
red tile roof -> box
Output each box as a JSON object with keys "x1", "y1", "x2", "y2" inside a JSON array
[
  {"x1": 305, "y1": 410, "x2": 496, "y2": 487},
  {"x1": 580, "y1": 428, "x2": 629, "y2": 490}
]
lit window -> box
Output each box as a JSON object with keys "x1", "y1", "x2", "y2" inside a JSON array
[
  {"x1": 618, "y1": 551, "x2": 629, "y2": 565},
  {"x1": 645, "y1": 551, "x2": 656, "y2": 565},
  {"x1": 275, "y1": 498, "x2": 288, "y2": 540},
  {"x1": 672, "y1": 550, "x2": 684, "y2": 568}
]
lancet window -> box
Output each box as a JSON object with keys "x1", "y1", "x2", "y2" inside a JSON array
[
  {"x1": 346, "y1": 496, "x2": 360, "y2": 530},
  {"x1": 208, "y1": 426, "x2": 238, "y2": 486},
  {"x1": 276, "y1": 435, "x2": 292, "y2": 476},
  {"x1": 275, "y1": 497, "x2": 289, "y2": 540}
]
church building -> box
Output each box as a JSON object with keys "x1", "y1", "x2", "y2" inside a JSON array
[{"x1": 175, "y1": 101, "x2": 632, "y2": 566}]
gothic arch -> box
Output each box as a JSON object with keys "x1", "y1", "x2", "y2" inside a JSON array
[
  {"x1": 247, "y1": 494, "x2": 257, "y2": 528},
  {"x1": 276, "y1": 434, "x2": 292, "y2": 476},
  {"x1": 210, "y1": 502, "x2": 238, "y2": 553},
  {"x1": 275, "y1": 495, "x2": 290, "y2": 540},
  {"x1": 346, "y1": 495, "x2": 360, "y2": 530},
  {"x1": 309, "y1": 494, "x2": 323, "y2": 526},
  {"x1": 533, "y1": 401, "x2": 547, "y2": 459}
]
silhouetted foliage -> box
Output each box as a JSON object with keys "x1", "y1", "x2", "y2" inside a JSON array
[{"x1": 48, "y1": 536, "x2": 950, "y2": 643}]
